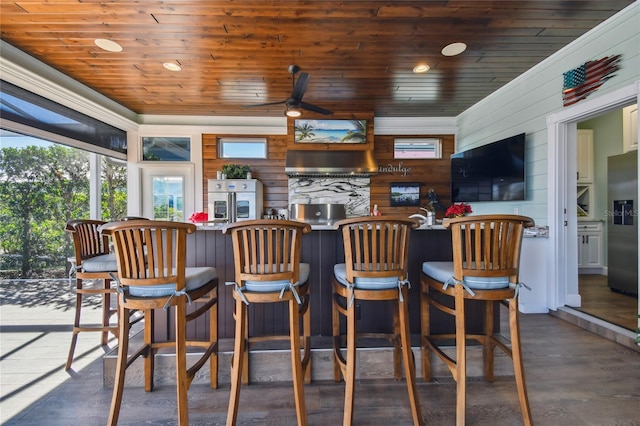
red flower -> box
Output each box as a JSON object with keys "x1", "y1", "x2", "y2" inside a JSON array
[
  {"x1": 189, "y1": 212, "x2": 209, "y2": 223},
  {"x1": 445, "y1": 203, "x2": 472, "y2": 218}
]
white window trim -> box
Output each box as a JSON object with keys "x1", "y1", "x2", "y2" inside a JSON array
[
  {"x1": 139, "y1": 164, "x2": 195, "y2": 221},
  {"x1": 393, "y1": 137, "x2": 442, "y2": 159},
  {"x1": 218, "y1": 137, "x2": 268, "y2": 159}
]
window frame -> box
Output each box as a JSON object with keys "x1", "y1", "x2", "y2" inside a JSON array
[
  {"x1": 218, "y1": 137, "x2": 267, "y2": 159},
  {"x1": 393, "y1": 138, "x2": 442, "y2": 159},
  {"x1": 140, "y1": 136, "x2": 192, "y2": 162}
]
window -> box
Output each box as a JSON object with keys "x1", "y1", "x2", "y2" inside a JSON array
[
  {"x1": 218, "y1": 137, "x2": 267, "y2": 159},
  {"x1": 393, "y1": 138, "x2": 441, "y2": 159},
  {"x1": 0, "y1": 80, "x2": 127, "y2": 156},
  {"x1": 142, "y1": 136, "x2": 191, "y2": 161},
  {"x1": 151, "y1": 176, "x2": 184, "y2": 221}
]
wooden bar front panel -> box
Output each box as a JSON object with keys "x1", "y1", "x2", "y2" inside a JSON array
[{"x1": 152, "y1": 228, "x2": 491, "y2": 342}]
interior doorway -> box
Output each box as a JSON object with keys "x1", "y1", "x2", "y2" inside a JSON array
[
  {"x1": 547, "y1": 82, "x2": 639, "y2": 336},
  {"x1": 572, "y1": 107, "x2": 638, "y2": 331}
]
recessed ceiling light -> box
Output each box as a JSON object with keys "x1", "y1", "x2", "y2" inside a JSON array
[
  {"x1": 413, "y1": 63, "x2": 430, "y2": 73},
  {"x1": 94, "y1": 38, "x2": 122, "y2": 52},
  {"x1": 441, "y1": 42, "x2": 467, "y2": 57},
  {"x1": 163, "y1": 62, "x2": 182, "y2": 72}
]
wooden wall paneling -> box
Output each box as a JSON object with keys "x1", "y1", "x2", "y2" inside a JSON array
[
  {"x1": 203, "y1": 130, "x2": 454, "y2": 218},
  {"x1": 202, "y1": 133, "x2": 291, "y2": 216},
  {"x1": 183, "y1": 228, "x2": 494, "y2": 340},
  {"x1": 371, "y1": 134, "x2": 455, "y2": 218}
]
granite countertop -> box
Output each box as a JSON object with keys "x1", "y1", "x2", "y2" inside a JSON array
[
  {"x1": 303, "y1": 223, "x2": 448, "y2": 231},
  {"x1": 195, "y1": 221, "x2": 547, "y2": 236},
  {"x1": 196, "y1": 222, "x2": 448, "y2": 231},
  {"x1": 524, "y1": 225, "x2": 549, "y2": 238}
]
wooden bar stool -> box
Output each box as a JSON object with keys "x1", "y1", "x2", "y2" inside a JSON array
[
  {"x1": 64, "y1": 219, "x2": 119, "y2": 370},
  {"x1": 420, "y1": 214, "x2": 535, "y2": 426},
  {"x1": 100, "y1": 220, "x2": 219, "y2": 426},
  {"x1": 332, "y1": 216, "x2": 423, "y2": 426},
  {"x1": 223, "y1": 219, "x2": 312, "y2": 426}
]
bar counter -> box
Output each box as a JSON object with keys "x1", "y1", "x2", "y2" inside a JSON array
[{"x1": 152, "y1": 224, "x2": 490, "y2": 341}]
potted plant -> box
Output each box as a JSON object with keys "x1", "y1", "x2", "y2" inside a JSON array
[{"x1": 222, "y1": 164, "x2": 251, "y2": 179}]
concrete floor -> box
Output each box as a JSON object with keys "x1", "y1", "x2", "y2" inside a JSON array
[{"x1": 1, "y1": 278, "x2": 640, "y2": 425}]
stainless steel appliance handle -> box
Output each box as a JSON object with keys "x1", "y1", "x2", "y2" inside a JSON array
[{"x1": 229, "y1": 192, "x2": 236, "y2": 222}]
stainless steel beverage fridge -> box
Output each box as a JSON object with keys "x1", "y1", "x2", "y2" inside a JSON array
[{"x1": 607, "y1": 151, "x2": 638, "y2": 295}]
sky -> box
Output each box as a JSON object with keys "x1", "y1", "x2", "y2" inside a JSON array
[{"x1": 0, "y1": 129, "x2": 53, "y2": 148}]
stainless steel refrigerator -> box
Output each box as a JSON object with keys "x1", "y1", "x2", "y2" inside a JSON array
[{"x1": 607, "y1": 151, "x2": 638, "y2": 295}]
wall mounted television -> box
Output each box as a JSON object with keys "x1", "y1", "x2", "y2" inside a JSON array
[{"x1": 451, "y1": 133, "x2": 526, "y2": 202}]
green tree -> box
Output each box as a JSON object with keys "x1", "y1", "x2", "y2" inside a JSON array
[
  {"x1": 341, "y1": 120, "x2": 367, "y2": 143},
  {"x1": 0, "y1": 146, "x2": 82, "y2": 276},
  {"x1": 294, "y1": 122, "x2": 316, "y2": 141},
  {"x1": 102, "y1": 157, "x2": 127, "y2": 221},
  {"x1": 0, "y1": 144, "x2": 126, "y2": 277},
  {"x1": 47, "y1": 146, "x2": 91, "y2": 260}
]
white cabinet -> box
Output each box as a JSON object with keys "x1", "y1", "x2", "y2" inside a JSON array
[
  {"x1": 576, "y1": 129, "x2": 594, "y2": 218},
  {"x1": 623, "y1": 104, "x2": 638, "y2": 153},
  {"x1": 577, "y1": 129, "x2": 594, "y2": 183},
  {"x1": 577, "y1": 221, "x2": 603, "y2": 271}
]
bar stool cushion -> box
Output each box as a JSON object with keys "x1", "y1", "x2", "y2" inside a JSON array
[
  {"x1": 129, "y1": 266, "x2": 218, "y2": 298},
  {"x1": 81, "y1": 253, "x2": 117, "y2": 272},
  {"x1": 245, "y1": 263, "x2": 310, "y2": 292},
  {"x1": 464, "y1": 276, "x2": 510, "y2": 289},
  {"x1": 422, "y1": 261, "x2": 510, "y2": 290},
  {"x1": 333, "y1": 263, "x2": 399, "y2": 289}
]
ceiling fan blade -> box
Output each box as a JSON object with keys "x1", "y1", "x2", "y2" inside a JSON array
[
  {"x1": 300, "y1": 102, "x2": 332, "y2": 115},
  {"x1": 243, "y1": 100, "x2": 287, "y2": 108},
  {"x1": 291, "y1": 72, "x2": 310, "y2": 101}
]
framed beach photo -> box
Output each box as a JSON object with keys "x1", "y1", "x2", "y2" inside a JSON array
[
  {"x1": 294, "y1": 119, "x2": 367, "y2": 143},
  {"x1": 390, "y1": 182, "x2": 421, "y2": 207}
]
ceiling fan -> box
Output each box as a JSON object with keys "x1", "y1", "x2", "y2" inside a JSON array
[{"x1": 244, "y1": 65, "x2": 332, "y2": 117}]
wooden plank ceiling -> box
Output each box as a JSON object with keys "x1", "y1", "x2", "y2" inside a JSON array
[{"x1": 0, "y1": 1, "x2": 633, "y2": 118}]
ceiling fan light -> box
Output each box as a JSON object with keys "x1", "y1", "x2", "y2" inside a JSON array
[{"x1": 285, "y1": 106, "x2": 302, "y2": 117}]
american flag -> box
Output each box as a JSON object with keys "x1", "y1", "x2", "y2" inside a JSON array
[{"x1": 562, "y1": 55, "x2": 621, "y2": 106}]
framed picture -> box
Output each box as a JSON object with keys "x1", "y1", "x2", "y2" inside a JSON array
[
  {"x1": 294, "y1": 119, "x2": 367, "y2": 143},
  {"x1": 390, "y1": 182, "x2": 421, "y2": 207}
]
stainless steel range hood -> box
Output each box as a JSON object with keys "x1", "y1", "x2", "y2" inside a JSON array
[{"x1": 285, "y1": 149, "x2": 378, "y2": 177}]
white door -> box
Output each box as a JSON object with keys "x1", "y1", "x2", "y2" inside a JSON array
[{"x1": 140, "y1": 165, "x2": 194, "y2": 221}]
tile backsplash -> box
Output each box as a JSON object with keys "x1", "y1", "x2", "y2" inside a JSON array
[{"x1": 288, "y1": 177, "x2": 371, "y2": 217}]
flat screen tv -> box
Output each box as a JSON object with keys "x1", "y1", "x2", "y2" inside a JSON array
[{"x1": 451, "y1": 133, "x2": 526, "y2": 202}]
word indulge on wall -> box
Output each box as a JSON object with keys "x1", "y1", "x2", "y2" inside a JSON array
[{"x1": 378, "y1": 162, "x2": 411, "y2": 177}]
